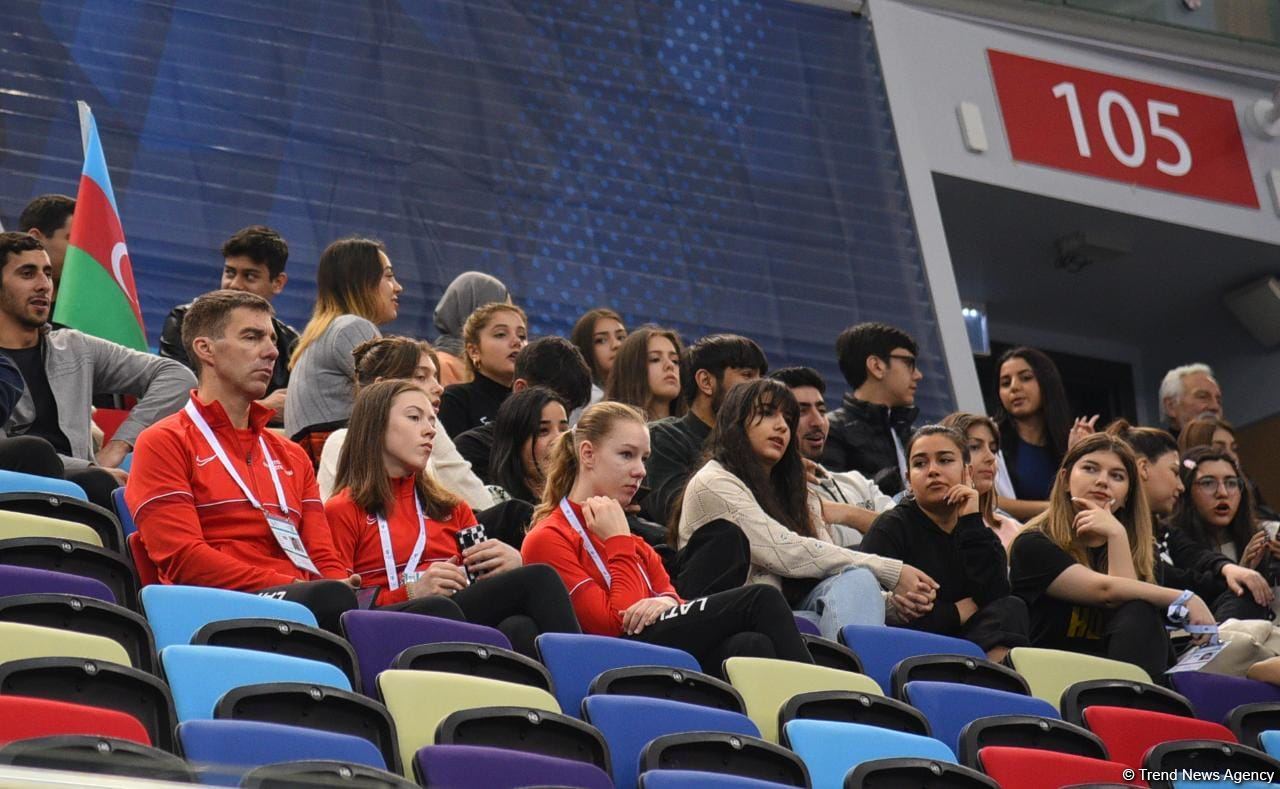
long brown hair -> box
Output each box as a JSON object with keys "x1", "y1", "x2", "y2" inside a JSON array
[
  {"x1": 462, "y1": 302, "x2": 528, "y2": 378},
  {"x1": 352, "y1": 335, "x2": 437, "y2": 389},
  {"x1": 571, "y1": 307, "x2": 625, "y2": 386},
  {"x1": 940, "y1": 412, "x2": 1000, "y2": 524},
  {"x1": 290, "y1": 237, "x2": 389, "y2": 370},
  {"x1": 605, "y1": 326, "x2": 687, "y2": 421},
  {"x1": 532, "y1": 401, "x2": 647, "y2": 525},
  {"x1": 1025, "y1": 432, "x2": 1156, "y2": 582},
  {"x1": 1178, "y1": 415, "x2": 1235, "y2": 457},
  {"x1": 333, "y1": 380, "x2": 458, "y2": 520}
]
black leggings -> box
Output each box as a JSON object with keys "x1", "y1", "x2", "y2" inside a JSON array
[
  {"x1": 449, "y1": 564, "x2": 581, "y2": 657},
  {"x1": 1101, "y1": 600, "x2": 1174, "y2": 681},
  {"x1": 258, "y1": 579, "x2": 464, "y2": 633},
  {"x1": 958, "y1": 596, "x2": 1032, "y2": 652},
  {"x1": 627, "y1": 584, "x2": 813, "y2": 677},
  {"x1": 672, "y1": 519, "x2": 752, "y2": 600}
]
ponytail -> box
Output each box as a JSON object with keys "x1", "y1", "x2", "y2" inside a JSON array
[{"x1": 530, "y1": 401, "x2": 648, "y2": 525}]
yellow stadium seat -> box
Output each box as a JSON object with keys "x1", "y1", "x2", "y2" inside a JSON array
[
  {"x1": 0, "y1": 510, "x2": 103, "y2": 547},
  {"x1": 723, "y1": 656, "x2": 883, "y2": 743},
  {"x1": 0, "y1": 621, "x2": 131, "y2": 667},
  {"x1": 1009, "y1": 647, "x2": 1151, "y2": 710}
]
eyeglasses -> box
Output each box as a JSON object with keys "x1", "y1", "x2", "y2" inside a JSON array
[
  {"x1": 1194, "y1": 477, "x2": 1242, "y2": 494},
  {"x1": 887, "y1": 353, "x2": 917, "y2": 372}
]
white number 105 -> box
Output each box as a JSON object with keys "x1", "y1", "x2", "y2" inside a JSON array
[{"x1": 1051, "y1": 81, "x2": 1192, "y2": 176}]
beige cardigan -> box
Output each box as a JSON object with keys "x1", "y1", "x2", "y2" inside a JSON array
[{"x1": 677, "y1": 460, "x2": 903, "y2": 593}]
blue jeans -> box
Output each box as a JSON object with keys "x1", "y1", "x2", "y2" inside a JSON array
[{"x1": 793, "y1": 566, "x2": 885, "y2": 640}]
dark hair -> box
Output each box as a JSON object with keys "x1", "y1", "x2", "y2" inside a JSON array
[
  {"x1": 605, "y1": 326, "x2": 687, "y2": 420},
  {"x1": 993, "y1": 346, "x2": 1073, "y2": 476},
  {"x1": 1107, "y1": 419, "x2": 1177, "y2": 463},
  {"x1": 699, "y1": 379, "x2": 813, "y2": 541},
  {"x1": 835, "y1": 323, "x2": 918, "y2": 390},
  {"x1": 181, "y1": 290, "x2": 275, "y2": 375},
  {"x1": 570, "y1": 307, "x2": 625, "y2": 385},
  {"x1": 352, "y1": 336, "x2": 437, "y2": 389},
  {"x1": 906, "y1": 424, "x2": 970, "y2": 464},
  {"x1": 684, "y1": 334, "x2": 769, "y2": 404},
  {"x1": 489, "y1": 386, "x2": 569, "y2": 503},
  {"x1": 0, "y1": 232, "x2": 45, "y2": 274},
  {"x1": 291, "y1": 236, "x2": 389, "y2": 370},
  {"x1": 513, "y1": 337, "x2": 593, "y2": 413},
  {"x1": 222, "y1": 226, "x2": 289, "y2": 279},
  {"x1": 770, "y1": 366, "x2": 826, "y2": 395},
  {"x1": 18, "y1": 195, "x2": 74, "y2": 236},
  {"x1": 1171, "y1": 446, "x2": 1257, "y2": 560}
]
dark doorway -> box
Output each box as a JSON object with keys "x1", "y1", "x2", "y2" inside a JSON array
[{"x1": 976, "y1": 343, "x2": 1138, "y2": 427}]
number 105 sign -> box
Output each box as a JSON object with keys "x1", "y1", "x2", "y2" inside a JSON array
[{"x1": 988, "y1": 49, "x2": 1258, "y2": 209}]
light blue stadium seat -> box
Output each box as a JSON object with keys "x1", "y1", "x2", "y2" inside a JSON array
[
  {"x1": 1263, "y1": 730, "x2": 1280, "y2": 758},
  {"x1": 0, "y1": 470, "x2": 86, "y2": 501},
  {"x1": 537, "y1": 632, "x2": 700, "y2": 718},
  {"x1": 903, "y1": 680, "x2": 1060, "y2": 755},
  {"x1": 161, "y1": 645, "x2": 351, "y2": 722},
  {"x1": 177, "y1": 718, "x2": 383, "y2": 787},
  {"x1": 784, "y1": 719, "x2": 955, "y2": 789},
  {"x1": 141, "y1": 585, "x2": 316, "y2": 650},
  {"x1": 839, "y1": 625, "x2": 984, "y2": 692}
]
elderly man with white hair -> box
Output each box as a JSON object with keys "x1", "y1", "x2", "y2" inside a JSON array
[{"x1": 1159, "y1": 363, "x2": 1222, "y2": 435}]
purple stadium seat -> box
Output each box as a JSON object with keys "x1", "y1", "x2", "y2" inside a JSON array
[
  {"x1": 1170, "y1": 672, "x2": 1280, "y2": 725},
  {"x1": 415, "y1": 745, "x2": 612, "y2": 789},
  {"x1": 793, "y1": 616, "x2": 821, "y2": 637},
  {"x1": 0, "y1": 564, "x2": 115, "y2": 603},
  {"x1": 340, "y1": 610, "x2": 510, "y2": 696}
]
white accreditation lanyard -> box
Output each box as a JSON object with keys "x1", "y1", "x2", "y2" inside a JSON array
[
  {"x1": 183, "y1": 401, "x2": 318, "y2": 575},
  {"x1": 377, "y1": 492, "x2": 428, "y2": 591},
  {"x1": 561, "y1": 498, "x2": 612, "y2": 588}
]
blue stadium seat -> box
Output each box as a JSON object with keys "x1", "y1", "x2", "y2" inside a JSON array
[
  {"x1": 0, "y1": 470, "x2": 86, "y2": 501},
  {"x1": 640, "y1": 771, "x2": 796, "y2": 789},
  {"x1": 903, "y1": 680, "x2": 1060, "y2": 755},
  {"x1": 177, "y1": 719, "x2": 384, "y2": 787},
  {"x1": 839, "y1": 625, "x2": 984, "y2": 691},
  {"x1": 161, "y1": 645, "x2": 351, "y2": 721},
  {"x1": 141, "y1": 585, "x2": 317, "y2": 650},
  {"x1": 582, "y1": 695, "x2": 759, "y2": 789},
  {"x1": 783, "y1": 719, "x2": 954, "y2": 789},
  {"x1": 110, "y1": 488, "x2": 136, "y2": 538},
  {"x1": 1261, "y1": 730, "x2": 1280, "y2": 758},
  {"x1": 537, "y1": 632, "x2": 700, "y2": 717}
]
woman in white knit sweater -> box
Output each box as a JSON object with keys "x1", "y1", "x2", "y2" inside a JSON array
[{"x1": 675, "y1": 379, "x2": 938, "y2": 639}]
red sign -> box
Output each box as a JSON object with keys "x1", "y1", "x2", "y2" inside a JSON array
[{"x1": 988, "y1": 49, "x2": 1258, "y2": 208}]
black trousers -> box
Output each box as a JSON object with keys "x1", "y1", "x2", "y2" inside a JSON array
[
  {"x1": 449, "y1": 564, "x2": 581, "y2": 658},
  {"x1": 627, "y1": 584, "x2": 813, "y2": 677},
  {"x1": 0, "y1": 435, "x2": 119, "y2": 512},
  {"x1": 1100, "y1": 599, "x2": 1174, "y2": 682},
  {"x1": 1209, "y1": 587, "x2": 1273, "y2": 622},
  {"x1": 671, "y1": 519, "x2": 753, "y2": 600},
  {"x1": 476, "y1": 499, "x2": 535, "y2": 551},
  {"x1": 257, "y1": 579, "x2": 464, "y2": 634},
  {"x1": 960, "y1": 596, "x2": 1031, "y2": 652}
]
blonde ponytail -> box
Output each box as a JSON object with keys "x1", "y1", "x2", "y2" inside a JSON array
[{"x1": 530, "y1": 401, "x2": 647, "y2": 525}]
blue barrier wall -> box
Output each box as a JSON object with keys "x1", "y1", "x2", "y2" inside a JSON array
[{"x1": 1, "y1": 0, "x2": 953, "y2": 417}]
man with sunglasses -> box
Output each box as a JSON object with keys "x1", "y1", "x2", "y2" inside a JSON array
[{"x1": 823, "y1": 322, "x2": 923, "y2": 496}]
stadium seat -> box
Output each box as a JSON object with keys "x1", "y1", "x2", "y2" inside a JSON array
[
  {"x1": 783, "y1": 719, "x2": 954, "y2": 789},
  {"x1": 342, "y1": 609, "x2": 511, "y2": 696},
  {"x1": 976, "y1": 747, "x2": 1144, "y2": 789},
  {"x1": 1260, "y1": 730, "x2": 1280, "y2": 759},
  {"x1": 903, "y1": 680, "x2": 1060, "y2": 755},
  {"x1": 1227, "y1": 703, "x2": 1280, "y2": 750},
  {"x1": 0, "y1": 592, "x2": 156, "y2": 673},
  {"x1": 177, "y1": 719, "x2": 386, "y2": 786},
  {"x1": 393, "y1": 641, "x2": 551, "y2": 692},
  {"x1": 1143, "y1": 739, "x2": 1280, "y2": 789},
  {"x1": 377, "y1": 670, "x2": 559, "y2": 779},
  {"x1": 642, "y1": 771, "x2": 797, "y2": 789},
  {"x1": 844, "y1": 757, "x2": 999, "y2": 788},
  {"x1": 779, "y1": 690, "x2": 930, "y2": 739},
  {"x1": 192, "y1": 617, "x2": 359, "y2": 690},
  {"x1": 110, "y1": 487, "x2": 136, "y2": 538},
  {"x1": 0, "y1": 734, "x2": 195, "y2": 782},
  {"x1": 724, "y1": 657, "x2": 882, "y2": 743},
  {"x1": 0, "y1": 511, "x2": 102, "y2": 546},
  {"x1": 582, "y1": 695, "x2": 759, "y2": 789},
  {"x1": 1009, "y1": 648, "x2": 1151, "y2": 710},
  {"x1": 890, "y1": 654, "x2": 1029, "y2": 699},
  {"x1": 956, "y1": 714, "x2": 1108, "y2": 769},
  {"x1": 0, "y1": 563, "x2": 115, "y2": 602},
  {"x1": 214, "y1": 682, "x2": 399, "y2": 775},
  {"x1": 0, "y1": 536, "x2": 139, "y2": 609},
  {"x1": 838, "y1": 625, "x2": 984, "y2": 691},
  {"x1": 802, "y1": 634, "x2": 863, "y2": 674},
  {"x1": 590, "y1": 665, "x2": 745, "y2": 713},
  {"x1": 794, "y1": 616, "x2": 822, "y2": 637},
  {"x1": 0, "y1": 696, "x2": 151, "y2": 746},
  {"x1": 1061, "y1": 679, "x2": 1194, "y2": 726},
  {"x1": 0, "y1": 469, "x2": 86, "y2": 501},
  {"x1": 0, "y1": 656, "x2": 177, "y2": 752},
  {"x1": 161, "y1": 645, "x2": 352, "y2": 722},
  {"x1": 536, "y1": 632, "x2": 701, "y2": 718},
  {"x1": 1169, "y1": 671, "x2": 1280, "y2": 724},
  {"x1": 141, "y1": 584, "x2": 317, "y2": 650},
  {"x1": 127, "y1": 531, "x2": 159, "y2": 588},
  {"x1": 0, "y1": 492, "x2": 124, "y2": 552},
  {"x1": 436, "y1": 706, "x2": 609, "y2": 771},
  {"x1": 641, "y1": 731, "x2": 809, "y2": 787},
  {"x1": 242, "y1": 759, "x2": 418, "y2": 789},
  {"x1": 414, "y1": 744, "x2": 612, "y2": 789},
  {"x1": 0, "y1": 620, "x2": 131, "y2": 666},
  {"x1": 1083, "y1": 706, "x2": 1235, "y2": 770}
]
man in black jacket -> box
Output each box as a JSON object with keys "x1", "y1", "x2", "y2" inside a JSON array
[{"x1": 822, "y1": 322, "x2": 922, "y2": 497}]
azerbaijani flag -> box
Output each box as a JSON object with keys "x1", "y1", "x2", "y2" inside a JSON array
[{"x1": 52, "y1": 101, "x2": 147, "y2": 351}]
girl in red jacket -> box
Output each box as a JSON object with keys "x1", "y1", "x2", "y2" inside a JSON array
[
  {"x1": 522, "y1": 401, "x2": 812, "y2": 675},
  {"x1": 326, "y1": 380, "x2": 579, "y2": 656}
]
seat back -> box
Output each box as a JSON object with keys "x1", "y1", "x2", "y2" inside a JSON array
[
  {"x1": 784, "y1": 719, "x2": 954, "y2": 789},
  {"x1": 0, "y1": 494, "x2": 123, "y2": 552},
  {"x1": 414, "y1": 744, "x2": 613, "y2": 789},
  {"x1": 0, "y1": 593, "x2": 157, "y2": 674},
  {"x1": 724, "y1": 657, "x2": 881, "y2": 743},
  {"x1": 641, "y1": 731, "x2": 809, "y2": 788},
  {"x1": 1260, "y1": 730, "x2": 1280, "y2": 759},
  {"x1": 377, "y1": 670, "x2": 559, "y2": 779},
  {"x1": 641, "y1": 771, "x2": 805, "y2": 789},
  {"x1": 803, "y1": 634, "x2": 863, "y2": 674},
  {"x1": 1170, "y1": 671, "x2": 1280, "y2": 724},
  {"x1": 1061, "y1": 679, "x2": 1194, "y2": 726},
  {"x1": 1227, "y1": 702, "x2": 1280, "y2": 750},
  {"x1": 0, "y1": 537, "x2": 139, "y2": 609},
  {"x1": 779, "y1": 690, "x2": 930, "y2": 741},
  {"x1": 977, "y1": 747, "x2": 1140, "y2": 789},
  {"x1": 0, "y1": 510, "x2": 103, "y2": 546},
  {"x1": 0, "y1": 734, "x2": 194, "y2": 782},
  {"x1": 1083, "y1": 706, "x2": 1235, "y2": 770},
  {"x1": 161, "y1": 645, "x2": 352, "y2": 721},
  {"x1": 242, "y1": 759, "x2": 418, "y2": 789},
  {"x1": 904, "y1": 680, "x2": 1060, "y2": 755},
  {"x1": 0, "y1": 620, "x2": 131, "y2": 666},
  {"x1": 0, "y1": 695, "x2": 151, "y2": 746},
  {"x1": 844, "y1": 757, "x2": 1000, "y2": 788},
  {"x1": 536, "y1": 632, "x2": 700, "y2": 718},
  {"x1": 127, "y1": 531, "x2": 159, "y2": 588},
  {"x1": 591, "y1": 665, "x2": 745, "y2": 714},
  {"x1": 0, "y1": 469, "x2": 86, "y2": 500},
  {"x1": 956, "y1": 714, "x2": 1108, "y2": 769},
  {"x1": 582, "y1": 695, "x2": 759, "y2": 789},
  {"x1": 0, "y1": 563, "x2": 114, "y2": 602},
  {"x1": 193, "y1": 617, "x2": 359, "y2": 691},
  {"x1": 342, "y1": 609, "x2": 511, "y2": 695},
  {"x1": 1143, "y1": 740, "x2": 1280, "y2": 789},
  {"x1": 394, "y1": 642, "x2": 552, "y2": 692},
  {"x1": 111, "y1": 488, "x2": 137, "y2": 538},
  {"x1": 141, "y1": 585, "x2": 317, "y2": 650},
  {"x1": 840, "y1": 625, "x2": 984, "y2": 691},
  {"x1": 1008, "y1": 647, "x2": 1150, "y2": 711},
  {"x1": 891, "y1": 654, "x2": 1029, "y2": 699},
  {"x1": 0, "y1": 657, "x2": 177, "y2": 752},
  {"x1": 437, "y1": 706, "x2": 610, "y2": 772},
  {"x1": 177, "y1": 719, "x2": 385, "y2": 784}
]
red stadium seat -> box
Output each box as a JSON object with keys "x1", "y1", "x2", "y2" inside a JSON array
[
  {"x1": 1082, "y1": 706, "x2": 1235, "y2": 770},
  {"x1": 978, "y1": 746, "x2": 1147, "y2": 788},
  {"x1": 0, "y1": 696, "x2": 150, "y2": 745}
]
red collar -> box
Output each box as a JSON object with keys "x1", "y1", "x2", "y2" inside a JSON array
[{"x1": 187, "y1": 390, "x2": 275, "y2": 434}]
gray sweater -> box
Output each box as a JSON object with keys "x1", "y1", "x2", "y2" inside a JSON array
[{"x1": 284, "y1": 315, "x2": 380, "y2": 438}]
